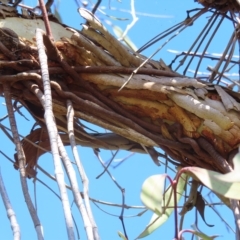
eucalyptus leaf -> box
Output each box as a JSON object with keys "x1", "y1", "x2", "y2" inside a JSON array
[
  {"x1": 136, "y1": 173, "x2": 188, "y2": 239},
  {"x1": 189, "y1": 230, "x2": 219, "y2": 240},
  {"x1": 140, "y1": 174, "x2": 167, "y2": 215},
  {"x1": 118, "y1": 231, "x2": 127, "y2": 240},
  {"x1": 191, "y1": 224, "x2": 219, "y2": 240},
  {"x1": 185, "y1": 166, "x2": 240, "y2": 200},
  {"x1": 232, "y1": 152, "x2": 240, "y2": 172}
]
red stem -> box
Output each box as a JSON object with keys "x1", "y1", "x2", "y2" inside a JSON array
[
  {"x1": 178, "y1": 229, "x2": 195, "y2": 239},
  {"x1": 165, "y1": 174, "x2": 179, "y2": 239},
  {"x1": 39, "y1": 0, "x2": 53, "y2": 39}
]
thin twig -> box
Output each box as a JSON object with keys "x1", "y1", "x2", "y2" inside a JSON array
[
  {"x1": 0, "y1": 168, "x2": 21, "y2": 240},
  {"x1": 35, "y1": 28, "x2": 75, "y2": 240},
  {"x1": 94, "y1": 149, "x2": 128, "y2": 239},
  {"x1": 118, "y1": 0, "x2": 138, "y2": 41},
  {"x1": 118, "y1": 8, "x2": 207, "y2": 91},
  {"x1": 39, "y1": 0, "x2": 53, "y2": 39},
  {"x1": 174, "y1": 11, "x2": 217, "y2": 72},
  {"x1": 92, "y1": 0, "x2": 101, "y2": 14},
  {"x1": 3, "y1": 83, "x2": 44, "y2": 240},
  {"x1": 96, "y1": 150, "x2": 118, "y2": 178},
  {"x1": 183, "y1": 12, "x2": 219, "y2": 76},
  {"x1": 0, "y1": 150, "x2": 149, "y2": 211},
  {"x1": 27, "y1": 65, "x2": 182, "y2": 77},
  {"x1": 193, "y1": 13, "x2": 224, "y2": 78},
  {"x1": 66, "y1": 99, "x2": 99, "y2": 240},
  {"x1": 57, "y1": 134, "x2": 95, "y2": 240}
]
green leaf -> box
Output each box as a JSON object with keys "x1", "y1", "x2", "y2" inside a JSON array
[
  {"x1": 118, "y1": 231, "x2": 127, "y2": 240},
  {"x1": 190, "y1": 230, "x2": 219, "y2": 240},
  {"x1": 191, "y1": 224, "x2": 219, "y2": 240},
  {"x1": 184, "y1": 164, "x2": 240, "y2": 199},
  {"x1": 136, "y1": 173, "x2": 188, "y2": 239},
  {"x1": 212, "y1": 152, "x2": 240, "y2": 183},
  {"x1": 140, "y1": 174, "x2": 167, "y2": 215},
  {"x1": 230, "y1": 152, "x2": 240, "y2": 174}
]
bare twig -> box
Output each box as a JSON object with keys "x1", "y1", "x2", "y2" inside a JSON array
[
  {"x1": 27, "y1": 65, "x2": 182, "y2": 77},
  {"x1": 118, "y1": 0, "x2": 138, "y2": 40},
  {"x1": 39, "y1": 0, "x2": 53, "y2": 39},
  {"x1": 0, "y1": 169, "x2": 21, "y2": 240},
  {"x1": 35, "y1": 29, "x2": 75, "y2": 240},
  {"x1": 119, "y1": 8, "x2": 207, "y2": 91},
  {"x1": 3, "y1": 83, "x2": 44, "y2": 240},
  {"x1": 92, "y1": 0, "x2": 101, "y2": 14},
  {"x1": 57, "y1": 135, "x2": 95, "y2": 240},
  {"x1": 66, "y1": 99, "x2": 99, "y2": 240},
  {"x1": 94, "y1": 149, "x2": 128, "y2": 239},
  {"x1": 96, "y1": 150, "x2": 118, "y2": 178}
]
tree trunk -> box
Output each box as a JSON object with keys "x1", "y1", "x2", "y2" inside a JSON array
[{"x1": 0, "y1": 6, "x2": 238, "y2": 177}]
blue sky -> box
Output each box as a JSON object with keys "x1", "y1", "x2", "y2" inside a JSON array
[{"x1": 0, "y1": 0, "x2": 237, "y2": 239}]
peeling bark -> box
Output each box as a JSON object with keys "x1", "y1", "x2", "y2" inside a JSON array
[{"x1": 0, "y1": 7, "x2": 238, "y2": 176}]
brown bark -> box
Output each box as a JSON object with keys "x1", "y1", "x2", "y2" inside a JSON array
[{"x1": 0, "y1": 7, "x2": 238, "y2": 177}]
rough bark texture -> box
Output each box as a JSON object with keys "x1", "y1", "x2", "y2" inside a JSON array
[
  {"x1": 0, "y1": 5, "x2": 238, "y2": 177},
  {"x1": 197, "y1": 0, "x2": 240, "y2": 12}
]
